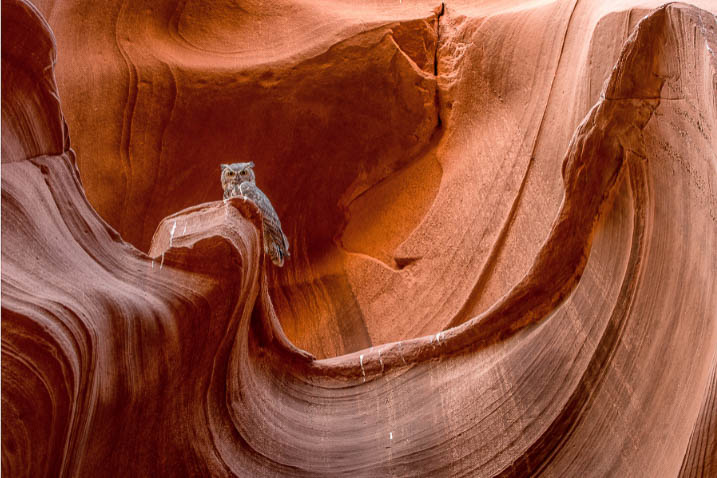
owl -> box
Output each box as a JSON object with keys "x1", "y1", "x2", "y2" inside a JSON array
[{"x1": 221, "y1": 162, "x2": 290, "y2": 267}]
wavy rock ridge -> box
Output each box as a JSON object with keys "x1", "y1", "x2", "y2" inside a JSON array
[{"x1": 2, "y1": 0, "x2": 716, "y2": 476}]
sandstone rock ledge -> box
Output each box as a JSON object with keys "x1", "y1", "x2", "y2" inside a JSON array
[{"x1": 2, "y1": 0, "x2": 717, "y2": 476}]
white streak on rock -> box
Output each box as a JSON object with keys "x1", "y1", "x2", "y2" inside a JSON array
[
  {"x1": 359, "y1": 354, "x2": 366, "y2": 382},
  {"x1": 169, "y1": 221, "x2": 177, "y2": 247}
]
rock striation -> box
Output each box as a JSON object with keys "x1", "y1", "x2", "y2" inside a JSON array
[{"x1": 2, "y1": 0, "x2": 716, "y2": 476}]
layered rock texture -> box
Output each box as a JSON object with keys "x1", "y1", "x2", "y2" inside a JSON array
[{"x1": 2, "y1": 0, "x2": 717, "y2": 475}]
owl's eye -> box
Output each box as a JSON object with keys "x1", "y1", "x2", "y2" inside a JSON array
[
  {"x1": 240, "y1": 170, "x2": 248, "y2": 176},
  {"x1": 227, "y1": 171, "x2": 235, "y2": 176}
]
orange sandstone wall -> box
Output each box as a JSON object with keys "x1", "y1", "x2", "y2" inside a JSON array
[{"x1": 2, "y1": 0, "x2": 716, "y2": 476}]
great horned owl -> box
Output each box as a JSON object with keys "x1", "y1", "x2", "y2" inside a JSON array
[{"x1": 221, "y1": 162, "x2": 290, "y2": 267}]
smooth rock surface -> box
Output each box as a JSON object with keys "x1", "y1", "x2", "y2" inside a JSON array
[{"x1": 2, "y1": 0, "x2": 716, "y2": 476}]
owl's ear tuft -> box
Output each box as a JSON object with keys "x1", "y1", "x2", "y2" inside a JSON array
[
  {"x1": 248, "y1": 162, "x2": 255, "y2": 168},
  {"x1": 220, "y1": 164, "x2": 229, "y2": 170}
]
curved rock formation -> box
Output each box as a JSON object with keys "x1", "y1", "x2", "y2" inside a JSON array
[{"x1": 2, "y1": 0, "x2": 716, "y2": 476}]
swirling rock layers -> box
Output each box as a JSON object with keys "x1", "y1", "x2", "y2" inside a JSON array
[{"x1": 2, "y1": 0, "x2": 716, "y2": 476}]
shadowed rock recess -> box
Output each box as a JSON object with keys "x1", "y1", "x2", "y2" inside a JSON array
[{"x1": 2, "y1": 0, "x2": 716, "y2": 475}]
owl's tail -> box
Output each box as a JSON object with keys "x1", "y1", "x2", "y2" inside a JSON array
[
  {"x1": 269, "y1": 245, "x2": 287, "y2": 267},
  {"x1": 268, "y1": 236, "x2": 289, "y2": 267},
  {"x1": 281, "y1": 232, "x2": 290, "y2": 257}
]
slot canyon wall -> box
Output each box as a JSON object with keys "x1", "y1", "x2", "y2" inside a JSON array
[{"x1": 2, "y1": 0, "x2": 716, "y2": 476}]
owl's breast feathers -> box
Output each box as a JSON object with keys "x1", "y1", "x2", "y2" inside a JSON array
[
  {"x1": 223, "y1": 182, "x2": 242, "y2": 200},
  {"x1": 230, "y1": 182, "x2": 290, "y2": 267}
]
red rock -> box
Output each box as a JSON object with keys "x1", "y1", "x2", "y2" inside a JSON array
[{"x1": 2, "y1": 0, "x2": 716, "y2": 476}]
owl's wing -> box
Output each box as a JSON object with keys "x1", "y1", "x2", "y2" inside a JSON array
[{"x1": 242, "y1": 184, "x2": 290, "y2": 267}]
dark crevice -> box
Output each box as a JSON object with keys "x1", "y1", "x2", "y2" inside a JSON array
[
  {"x1": 434, "y1": 2, "x2": 445, "y2": 129},
  {"x1": 434, "y1": 3, "x2": 445, "y2": 77},
  {"x1": 395, "y1": 256, "x2": 421, "y2": 270}
]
